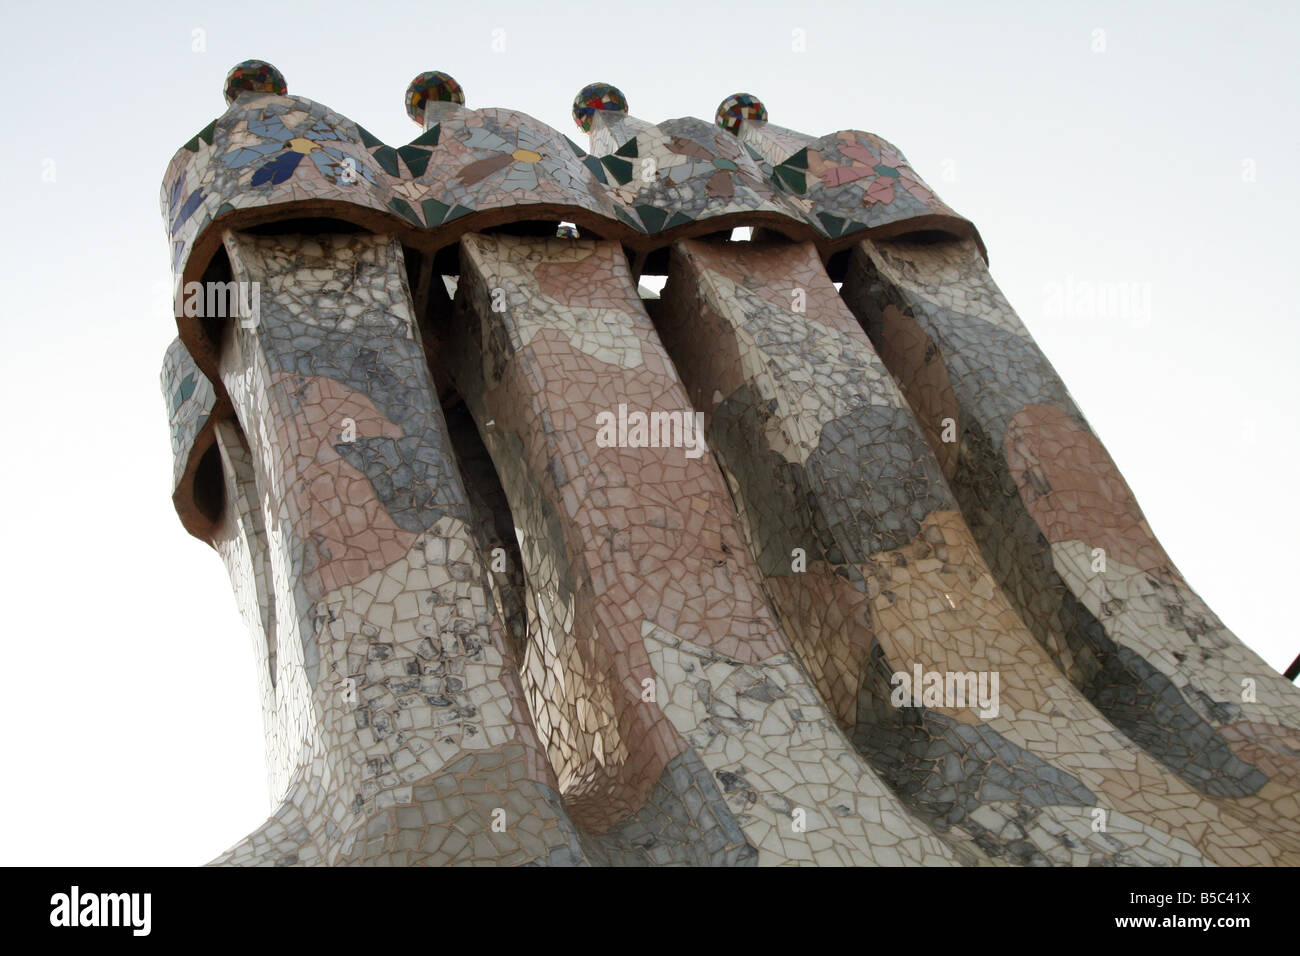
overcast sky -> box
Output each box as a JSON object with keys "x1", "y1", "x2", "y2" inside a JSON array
[{"x1": 1, "y1": 0, "x2": 1295, "y2": 865}]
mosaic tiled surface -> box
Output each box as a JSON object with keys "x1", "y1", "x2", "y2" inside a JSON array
[
  {"x1": 653, "y1": 240, "x2": 1299, "y2": 865},
  {"x1": 162, "y1": 67, "x2": 977, "y2": 386},
  {"x1": 161, "y1": 337, "x2": 217, "y2": 491},
  {"x1": 737, "y1": 115, "x2": 969, "y2": 242},
  {"x1": 160, "y1": 64, "x2": 1300, "y2": 865},
  {"x1": 840, "y1": 237, "x2": 1300, "y2": 831},
  {"x1": 436, "y1": 233, "x2": 954, "y2": 864},
  {"x1": 207, "y1": 230, "x2": 597, "y2": 864}
]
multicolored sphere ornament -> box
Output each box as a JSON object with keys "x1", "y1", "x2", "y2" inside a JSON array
[
  {"x1": 572, "y1": 83, "x2": 628, "y2": 134},
  {"x1": 406, "y1": 71, "x2": 465, "y2": 126},
  {"x1": 714, "y1": 93, "x2": 768, "y2": 136},
  {"x1": 224, "y1": 60, "x2": 288, "y2": 106}
]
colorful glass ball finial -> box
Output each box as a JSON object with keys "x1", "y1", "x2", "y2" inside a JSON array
[
  {"x1": 223, "y1": 60, "x2": 288, "y2": 106},
  {"x1": 572, "y1": 83, "x2": 628, "y2": 134},
  {"x1": 406, "y1": 71, "x2": 465, "y2": 126},
  {"x1": 715, "y1": 93, "x2": 768, "y2": 136}
]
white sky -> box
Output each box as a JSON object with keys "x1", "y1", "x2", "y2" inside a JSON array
[{"x1": 1, "y1": 0, "x2": 1295, "y2": 865}]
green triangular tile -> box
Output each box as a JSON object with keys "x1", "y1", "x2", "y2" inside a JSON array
[
  {"x1": 775, "y1": 166, "x2": 806, "y2": 193},
  {"x1": 636, "y1": 205, "x2": 668, "y2": 232},
  {"x1": 602, "y1": 155, "x2": 634, "y2": 185},
  {"x1": 182, "y1": 119, "x2": 217, "y2": 153},
  {"x1": 664, "y1": 211, "x2": 694, "y2": 229},
  {"x1": 409, "y1": 125, "x2": 440, "y2": 147},
  {"x1": 388, "y1": 196, "x2": 420, "y2": 223},
  {"x1": 421, "y1": 198, "x2": 450, "y2": 226},
  {"x1": 783, "y1": 147, "x2": 809, "y2": 170},
  {"x1": 373, "y1": 146, "x2": 401, "y2": 177},
  {"x1": 398, "y1": 146, "x2": 432, "y2": 178},
  {"x1": 614, "y1": 205, "x2": 645, "y2": 231},
  {"x1": 582, "y1": 155, "x2": 608, "y2": 183},
  {"x1": 816, "y1": 211, "x2": 846, "y2": 236},
  {"x1": 356, "y1": 125, "x2": 385, "y2": 149},
  {"x1": 614, "y1": 137, "x2": 638, "y2": 158}
]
